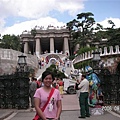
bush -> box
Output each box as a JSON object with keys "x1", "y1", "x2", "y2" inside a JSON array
[
  {"x1": 46, "y1": 64, "x2": 66, "y2": 78},
  {"x1": 77, "y1": 46, "x2": 96, "y2": 55}
]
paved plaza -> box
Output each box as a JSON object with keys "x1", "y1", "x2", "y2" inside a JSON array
[{"x1": 0, "y1": 94, "x2": 120, "y2": 120}]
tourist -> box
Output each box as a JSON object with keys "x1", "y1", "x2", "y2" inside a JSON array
[
  {"x1": 62, "y1": 63, "x2": 65, "y2": 73},
  {"x1": 70, "y1": 70, "x2": 73, "y2": 79},
  {"x1": 56, "y1": 62, "x2": 59, "y2": 69},
  {"x1": 52, "y1": 77, "x2": 59, "y2": 89},
  {"x1": 38, "y1": 60, "x2": 42, "y2": 69},
  {"x1": 66, "y1": 59, "x2": 70, "y2": 67},
  {"x1": 29, "y1": 77, "x2": 37, "y2": 108},
  {"x1": 58, "y1": 78, "x2": 64, "y2": 98},
  {"x1": 78, "y1": 74, "x2": 90, "y2": 118},
  {"x1": 36, "y1": 79, "x2": 42, "y2": 88},
  {"x1": 33, "y1": 70, "x2": 62, "y2": 120}
]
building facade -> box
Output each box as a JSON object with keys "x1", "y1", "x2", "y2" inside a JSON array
[{"x1": 20, "y1": 28, "x2": 72, "y2": 56}]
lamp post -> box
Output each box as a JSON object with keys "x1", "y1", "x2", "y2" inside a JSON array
[
  {"x1": 92, "y1": 51, "x2": 101, "y2": 74},
  {"x1": 17, "y1": 54, "x2": 27, "y2": 72}
]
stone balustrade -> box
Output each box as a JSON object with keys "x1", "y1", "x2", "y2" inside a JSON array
[{"x1": 73, "y1": 45, "x2": 120, "y2": 64}]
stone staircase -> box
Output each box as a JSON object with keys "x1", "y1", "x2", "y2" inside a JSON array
[
  {"x1": 35, "y1": 61, "x2": 74, "y2": 80},
  {"x1": 35, "y1": 66, "x2": 46, "y2": 80}
]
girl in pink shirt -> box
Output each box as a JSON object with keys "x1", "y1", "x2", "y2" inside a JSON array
[{"x1": 34, "y1": 70, "x2": 62, "y2": 120}]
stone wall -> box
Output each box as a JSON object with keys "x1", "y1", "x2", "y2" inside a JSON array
[
  {"x1": 0, "y1": 48, "x2": 38, "y2": 75},
  {"x1": 103, "y1": 55, "x2": 120, "y2": 73}
]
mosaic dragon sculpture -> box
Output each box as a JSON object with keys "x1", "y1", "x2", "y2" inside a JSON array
[{"x1": 85, "y1": 66, "x2": 103, "y2": 107}]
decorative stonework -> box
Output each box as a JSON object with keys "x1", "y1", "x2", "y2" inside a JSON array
[{"x1": 73, "y1": 45, "x2": 120, "y2": 74}]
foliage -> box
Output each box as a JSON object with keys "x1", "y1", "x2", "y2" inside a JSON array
[
  {"x1": 31, "y1": 28, "x2": 37, "y2": 37},
  {"x1": 46, "y1": 64, "x2": 66, "y2": 78},
  {"x1": 74, "y1": 60, "x2": 91, "y2": 70},
  {"x1": 69, "y1": 55, "x2": 75, "y2": 60},
  {"x1": 77, "y1": 46, "x2": 96, "y2": 55},
  {"x1": 67, "y1": 12, "x2": 120, "y2": 56},
  {"x1": 0, "y1": 34, "x2": 21, "y2": 51},
  {"x1": 106, "y1": 28, "x2": 120, "y2": 47},
  {"x1": 28, "y1": 67, "x2": 35, "y2": 77},
  {"x1": 67, "y1": 12, "x2": 96, "y2": 49}
]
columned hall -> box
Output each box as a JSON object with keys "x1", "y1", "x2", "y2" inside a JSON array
[{"x1": 20, "y1": 28, "x2": 70, "y2": 56}]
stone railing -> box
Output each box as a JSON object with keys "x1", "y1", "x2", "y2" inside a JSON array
[
  {"x1": 73, "y1": 45, "x2": 120, "y2": 64},
  {"x1": 0, "y1": 48, "x2": 38, "y2": 75}
]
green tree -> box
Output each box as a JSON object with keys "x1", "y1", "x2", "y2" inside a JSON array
[
  {"x1": 46, "y1": 64, "x2": 66, "y2": 78},
  {"x1": 104, "y1": 20, "x2": 120, "y2": 47},
  {"x1": 108, "y1": 20, "x2": 115, "y2": 29},
  {"x1": 0, "y1": 34, "x2": 21, "y2": 51},
  {"x1": 67, "y1": 12, "x2": 96, "y2": 52},
  {"x1": 106, "y1": 28, "x2": 120, "y2": 47},
  {"x1": 92, "y1": 23, "x2": 107, "y2": 44}
]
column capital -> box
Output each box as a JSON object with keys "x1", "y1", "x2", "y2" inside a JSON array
[{"x1": 49, "y1": 34, "x2": 55, "y2": 38}]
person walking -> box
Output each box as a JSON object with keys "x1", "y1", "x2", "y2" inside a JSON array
[
  {"x1": 78, "y1": 74, "x2": 90, "y2": 118},
  {"x1": 58, "y1": 78, "x2": 64, "y2": 98},
  {"x1": 38, "y1": 60, "x2": 42, "y2": 69},
  {"x1": 29, "y1": 77, "x2": 37, "y2": 108},
  {"x1": 33, "y1": 70, "x2": 62, "y2": 120}
]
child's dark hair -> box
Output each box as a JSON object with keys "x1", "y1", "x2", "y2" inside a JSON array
[
  {"x1": 82, "y1": 74, "x2": 86, "y2": 78},
  {"x1": 41, "y1": 70, "x2": 54, "y2": 82}
]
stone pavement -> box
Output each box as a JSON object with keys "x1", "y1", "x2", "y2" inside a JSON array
[
  {"x1": 0, "y1": 94, "x2": 120, "y2": 120},
  {"x1": 0, "y1": 110, "x2": 14, "y2": 120}
]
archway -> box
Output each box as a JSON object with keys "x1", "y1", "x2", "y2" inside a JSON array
[{"x1": 45, "y1": 54, "x2": 62, "y2": 64}]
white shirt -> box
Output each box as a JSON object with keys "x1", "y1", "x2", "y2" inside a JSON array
[{"x1": 78, "y1": 78, "x2": 89, "y2": 93}]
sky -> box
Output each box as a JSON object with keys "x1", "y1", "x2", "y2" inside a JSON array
[{"x1": 0, "y1": 0, "x2": 120, "y2": 36}]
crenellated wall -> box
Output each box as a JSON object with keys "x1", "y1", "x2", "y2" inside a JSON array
[{"x1": 0, "y1": 48, "x2": 38, "y2": 75}]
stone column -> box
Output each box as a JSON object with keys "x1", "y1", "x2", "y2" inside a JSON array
[
  {"x1": 50, "y1": 37, "x2": 54, "y2": 53},
  {"x1": 64, "y1": 37, "x2": 69, "y2": 55},
  {"x1": 24, "y1": 41, "x2": 29, "y2": 54},
  {"x1": 35, "y1": 38, "x2": 41, "y2": 56}
]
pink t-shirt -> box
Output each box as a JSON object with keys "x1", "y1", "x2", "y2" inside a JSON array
[{"x1": 34, "y1": 87, "x2": 61, "y2": 118}]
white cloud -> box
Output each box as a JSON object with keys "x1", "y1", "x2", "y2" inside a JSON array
[
  {"x1": 98, "y1": 18, "x2": 120, "y2": 29},
  {"x1": 0, "y1": 0, "x2": 85, "y2": 35},
  {"x1": 54, "y1": 0, "x2": 84, "y2": 16},
  {"x1": 1, "y1": 17, "x2": 120, "y2": 36},
  {"x1": 0, "y1": 0, "x2": 85, "y2": 19},
  {"x1": 0, "y1": 0, "x2": 120, "y2": 36},
  {"x1": 1, "y1": 17, "x2": 66, "y2": 36}
]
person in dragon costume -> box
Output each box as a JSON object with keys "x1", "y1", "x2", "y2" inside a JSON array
[{"x1": 85, "y1": 66, "x2": 103, "y2": 107}]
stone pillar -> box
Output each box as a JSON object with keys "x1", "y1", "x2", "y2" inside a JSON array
[
  {"x1": 24, "y1": 41, "x2": 29, "y2": 54},
  {"x1": 64, "y1": 37, "x2": 69, "y2": 55},
  {"x1": 35, "y1": 38, "x2": 41, "y2": 56},
  {"x1": 50, "y1": 37, "x2": 54, "y2": 53}
]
